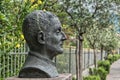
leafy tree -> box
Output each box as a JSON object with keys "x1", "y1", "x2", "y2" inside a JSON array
[
  {"x1": 102, "y1": 27, "x2": 120, "y2": 54},
  {"x1": 0, "y1": 0, "x2": 44, "y2": 55},
  {"x1": 57, "y1": 0, "x2": 120, "y2": 80},
  {"x1": 85, "y1": 25, "x2": 100, "y2": 67}
]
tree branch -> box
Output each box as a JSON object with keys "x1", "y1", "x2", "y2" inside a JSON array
[
  {"x1": 45, "y1": 0, "x2": 58, "y2": 7},
  {"x1": 91, "y1": 1, "x2": 99, "y2": 18},
  {"x1": 63, "y1": 4, "x2": 80, "y2": 32}
]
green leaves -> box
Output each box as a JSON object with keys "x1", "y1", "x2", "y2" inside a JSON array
[
  {"x1": 0, "y1": 12, "x2": 7, "y2": 21},
  {"x1": 0, "y1": 0, "x2": 46, "y2": 54}
]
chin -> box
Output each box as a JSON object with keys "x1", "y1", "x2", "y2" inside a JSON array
[
  {"x1": 56, "y1": 48, "x2": 64, "y2": 54},
  {"x1": 48, "y1": 47, "x2": 64, "y2": 54}
]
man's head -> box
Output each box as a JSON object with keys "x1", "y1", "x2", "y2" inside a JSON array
[{"x1": 22, "y1": 10, "x2": 67, "y2": 59}]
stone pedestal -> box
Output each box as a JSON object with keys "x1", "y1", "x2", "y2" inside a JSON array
[{"x1": 6, "y1": 73, "x2": 72, "y2": 80}]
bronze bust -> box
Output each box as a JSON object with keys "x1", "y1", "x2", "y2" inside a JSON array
[{"x1": 18, "y1": 10, "x2": 67, "y2": 78}]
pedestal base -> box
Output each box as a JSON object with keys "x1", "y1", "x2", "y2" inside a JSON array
[{"x1": 6, "y1": 73, "x2": 72, "y2": 80}]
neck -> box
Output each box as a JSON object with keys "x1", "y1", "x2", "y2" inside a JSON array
[
  {"x1": 29, "y1": 50, "x2": 54, "y2": 60},
  {"x1": 30, "y1": 45, "x2": 56, "y2": 60}
]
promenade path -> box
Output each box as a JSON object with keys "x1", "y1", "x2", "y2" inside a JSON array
[{"x1": 106, "y1": 59, "x2": 120, "y2": 80}]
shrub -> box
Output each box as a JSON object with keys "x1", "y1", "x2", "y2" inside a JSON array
[
  {"x1": 89, "y1": 67, "x2": 108, "y2": 80},
  {"x1": 97, "y1": 67, "x2": 108, "y2": 80},
  {"x1": 97, "y1": 60, "x2": 110, "y2": 73},
  {"x1": 107, "y1": 54, "x2": 120, "y2": 64},
  {"x1": 113, "y1": 54, "x2": 120, "y2": 61},
  {"x1": 107, "y1": 54, "x2": 114, "y2": 64},
  {"x1": 83, "y1": 75, "x2": 100, "y2": 80},
  {"x1": 72, "y1": 75, "x2": 76, "y2": 80},
  {"x1": 89, "y1": 68, "x2": 93, "y2": 75},
  {"x1": 88, "y1": 54, "x2": 120, "y2": 80},
  {"x1": 89, "y1": 68, "x2": 97, "y2": 75}
]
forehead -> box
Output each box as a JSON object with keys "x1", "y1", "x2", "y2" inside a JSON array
[{"x1": 48, "y1": 17, "x2": 62, "y2": 31}]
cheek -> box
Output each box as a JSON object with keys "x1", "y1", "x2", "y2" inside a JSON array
[
  {"x1": 47, "y1": 36, "x2": 60, "y2": 46},
  {"x1": 52, "y1": 37, "x2": 59, "y2": 44}
]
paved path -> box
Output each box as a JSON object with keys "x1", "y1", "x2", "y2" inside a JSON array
[{"x1": 106, "y1": 59, "x2": 120, "y2": 80}]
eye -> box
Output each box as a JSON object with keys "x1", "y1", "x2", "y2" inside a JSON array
[{"x1": 56, "y1": 28, "x2": 61, "y2": 33}]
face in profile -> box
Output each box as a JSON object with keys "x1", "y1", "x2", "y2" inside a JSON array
[
  {"x1": 45, "y1": 17, "x2": 67, "y2": 55},
  {"x1": 22, "y1": 10, "x2": 67, "y2": 58}
]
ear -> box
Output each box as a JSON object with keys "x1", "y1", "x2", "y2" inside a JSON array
[{"x1": 37, "y1": 31, "x2": 45, "y2": 44}]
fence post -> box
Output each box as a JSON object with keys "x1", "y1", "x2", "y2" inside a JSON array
[
  {"x1": 84, "y1": 49, "x2": 85, "y2": 69},
  {"x1": 69, "y1": 46, "x2": 71, "y2": 73},
  {"x1": 87, "y1": 49, "x2": 90, "y2": 68}
]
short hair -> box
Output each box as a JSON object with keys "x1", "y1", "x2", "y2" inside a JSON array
[{"x1": 22, "y1": 10, "x2": 58, "y2": 51}]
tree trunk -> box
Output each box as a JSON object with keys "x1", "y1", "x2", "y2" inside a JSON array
[
  {"x1": 93, "y1": 48, "x2": 97, "y2": 68},
  {"x1": 78, "y1": 34, "x2": 83, "y2": 80},
  {"x1": 100, "y1": 45, "x2": 103, "y2": 60},
  {"x1": 75, "y1": 40, "x2": 79, "y2": 79}
]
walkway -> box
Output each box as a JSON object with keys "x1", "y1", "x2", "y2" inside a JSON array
[{"x1": 106, "y1": 59, "x2": 120, "y2": 80}]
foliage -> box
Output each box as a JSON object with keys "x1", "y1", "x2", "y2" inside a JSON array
[
  {"x1": 83, "y1": 75, "x2": 100, "y2": 80},
  {"x1": 0, "y1": 54, "x2": 26, "y2": 79},
  {"x1": 107, "y1": 54, "x2": 120, "y2": 64},
  {"x1": 0, "y1": 0, "x2": 44, "y2": 55},
  {"x1": 89, "y1": 67, "x2": 108, "y2": 80},
  {"x1": 56, "y1": 53, "x2": 69, "y2": 73},
  {"x1": 97, "y1": 67, "x2": 108, "y2": 80},
  {"x1": 89, "y1": 68, "x2": 98, "y2": 75},
  {"x1": 97, "y1": 60, "x2": 110, "y2": 73},
  {"x1": 1, "y1": 0, "x2": 120, "y2": 79},
  {"x1": 107, "y1": 54, "x2": 114, "y2": 64},
  {"x1": 102, "y1": 28, "x2": 120, "y2": 53},
  {"x1": 113, "y1": 54, "x2": 120, "y2": 61},
  {"x1": 0, "y1": 0, "x2": 45, "y2": 78},
  {"x1": 88, "y1": 54, "x2": 120, "y2": 80},
  {"x1": 57, "y1": 1, "x2": 120, "y2": 79},
  {"x1": 59, "y1": 0, "x2": 120, "y2": 35},
  {"x1": 72, "y1": 75, "x2": 77, "y2": 80}
]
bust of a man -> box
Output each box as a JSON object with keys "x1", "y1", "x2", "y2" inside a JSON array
[{"x1": 18, "y1": 10, "x2": 66, "y2": 78}]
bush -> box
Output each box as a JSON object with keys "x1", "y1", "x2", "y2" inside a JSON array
[
  {"x1": 87, "y1": 54, "x2": 120, "y2": 80},
  {"x1": 107, "y1": 54, "x2": 120, "y2": 64},
  {"x1": 83, "y1": 75, "x2": 100, "y2": 80},
  {"x1": 89, "y1": 68, "x2": 93, "y2": 75},
  {"x1": 72, "y1": 75, "x2": 76, "y2": 80},
  {"x1": 97, "y1": 67, "x2": 108, "y2": 80},
  {"x1": 107, "y1": 54, "x2": 114, "y2": 64},
  {"x1": 97, "y1": 60, "x2": 110, "y2": 73},
  {"x1": 113, "y1": 54, "x2": 120, "y2": 61},
  {"x1": 89, "y1": 67, "x2": 108, "y2": 80},
  {"x1": 89, "y1": 68, "x2": 98, "y2": 75}
]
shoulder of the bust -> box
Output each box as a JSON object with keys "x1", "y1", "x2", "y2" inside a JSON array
[{"x1": 19, "y1": 54, "x2": 58, "y2": 78}]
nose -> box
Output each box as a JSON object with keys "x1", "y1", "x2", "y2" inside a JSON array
[{"x1": 61, "y1": 31, "x2": 67, "y2": 41}]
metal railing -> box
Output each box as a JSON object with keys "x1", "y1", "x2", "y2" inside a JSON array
[{"x1": 0, "y1": 44, "x2": 107, "y2": 79}]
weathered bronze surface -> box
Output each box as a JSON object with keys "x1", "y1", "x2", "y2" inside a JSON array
[
  {"x1": 18, "y1": 10, "x2": 67, "y2": 78},
  {"x1": 7, "y1": 74, "x2": 72, "y2": 80}
]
